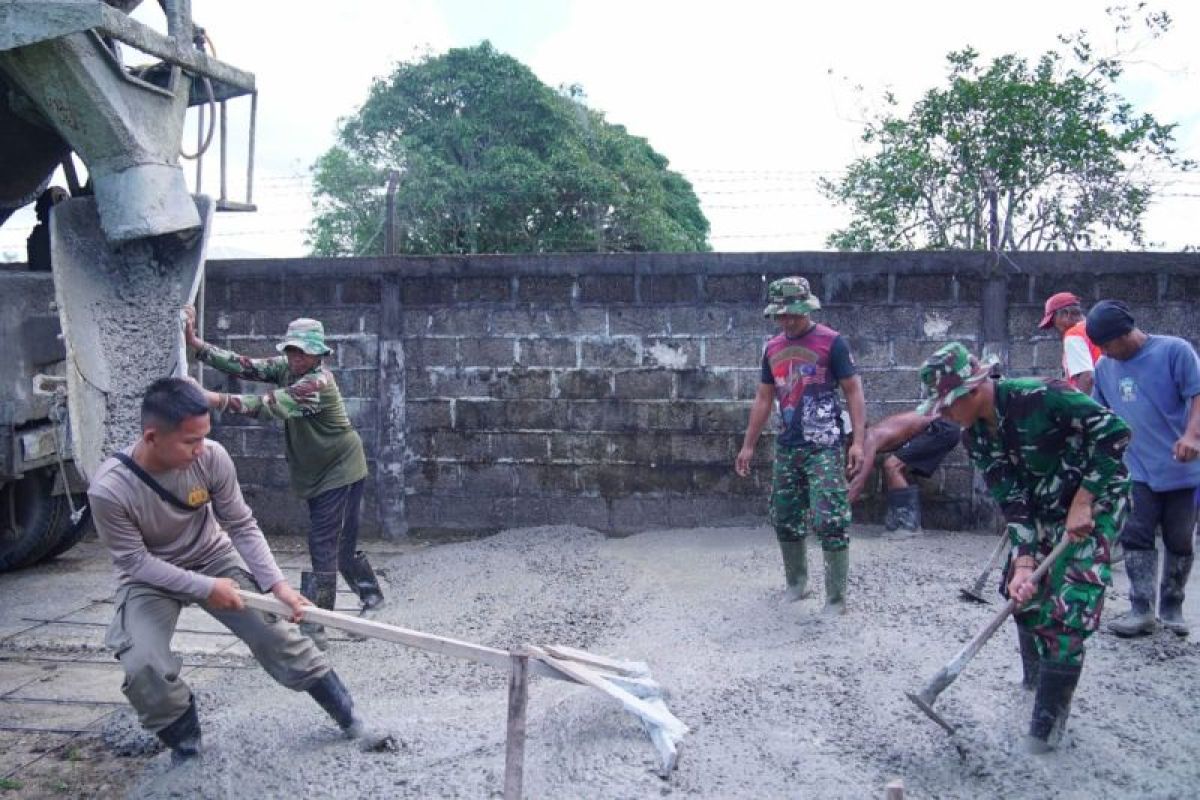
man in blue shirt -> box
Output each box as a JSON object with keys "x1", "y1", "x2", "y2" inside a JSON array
[{"x1": 1088, "y1": 300, "x2": 1200, "y2": 637}]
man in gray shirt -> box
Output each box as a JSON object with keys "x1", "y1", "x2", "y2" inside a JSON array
[{"x1": 88, "y1": 377, "x2": 372, "y2": 762}]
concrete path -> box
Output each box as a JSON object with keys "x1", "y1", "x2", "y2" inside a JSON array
[{"x1": 0, "y1": 536, "x2": 422, "y2": 797}]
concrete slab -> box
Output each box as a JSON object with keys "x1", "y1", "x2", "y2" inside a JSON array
[
  {"x1": 0, "y1": 661, "x2": 46, "y2": 695},
  {"x1": 7, "y1": 663, "x2": 126, "y2": 704},
  {"x1": 1, "y1": 699, "x2": 110, "y2": 732}
]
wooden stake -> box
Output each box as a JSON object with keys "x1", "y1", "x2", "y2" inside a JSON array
[
  {"x1": 504, "y1": 650, "x2": 530, "y2": 800},
  {"x1": 885, "y1": 778, "x2": 905, "y2": 799}
]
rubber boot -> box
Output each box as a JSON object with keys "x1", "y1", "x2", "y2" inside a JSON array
[
  {"x1": 884, "y1": 486, "x2": 921, "y2": 534},
  {"x1": 156, "y1": 695, "x2": 202, "y2": 764},
  {"x1": 777, "y1": 539, "x2": 814, "y2": 601},
  {"x1": 1017, "y1": 625, "x2": 1040, "y2": 690},
  {"x1": 340, "y1": 551, "x2": 386, "y2": 614},
  {"x1": 1158, "y1": 552, "x2": 1193, "y2": 637},
  {"x1": 1024, "y1": 660, "x2": 1082, "y2": 753},
  {"x1": 1106, "y1": 549, "x2": 1158, "y2": 638},
  {"x1": 300, "y1": 571, "x2": 337, "y2": 651},
  {"x1": 821, "y1": 548, "x2": 849, "y2": 616},
  {"x1": 307, "y1": 670, "x2": 365, "y2": 739}
]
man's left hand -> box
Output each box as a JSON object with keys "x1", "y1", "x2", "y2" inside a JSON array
[
  {"x1": 271, "y1": 582, "x2": 311, "y2": 623},
  {"x1": 1173, "y1": 432, "x2": 1200, "y2": 463},
  {"x1": 845, "y1": 443, "x2": 865, "y2": 477}
]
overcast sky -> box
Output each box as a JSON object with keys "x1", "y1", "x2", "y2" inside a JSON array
[{"x1": 2, "y1": 0, "x2": 1197, "y2": 258}]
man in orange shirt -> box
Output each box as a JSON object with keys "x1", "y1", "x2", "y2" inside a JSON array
[{"x1": 1038, "y1": 292, "x2": 1100, "y2": 394}]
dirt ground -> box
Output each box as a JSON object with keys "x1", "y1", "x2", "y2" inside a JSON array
[{"x1": 3, "y1": 523, "x2": 1199, "y2": 799}]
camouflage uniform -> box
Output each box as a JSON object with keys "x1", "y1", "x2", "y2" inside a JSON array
[
  {"x1": 770, "y1": 446, "x2": 850, "y2": 551},
  {"x1": 193, "y1": 318, "x2": 368, "y2": 500},
  {"x1": 920, "y1": 344, "x2": 1132, "y2": 666},
  {"x1": 194, "y1": 318, "x2": 382, "y2": 643},
  {"x1": 760, "y1": 276, "x2": 856, "y2": 552},
  {"x1": 196, "y1": 343, "x2": 353, "y2": 433}
]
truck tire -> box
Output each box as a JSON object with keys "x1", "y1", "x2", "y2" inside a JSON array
[
  {"x1": 39, "y1": 496, "x2": 92, "y2": 561},
  {"x1": 0, "y1": 468, "x2": 68, "y2": 573}
]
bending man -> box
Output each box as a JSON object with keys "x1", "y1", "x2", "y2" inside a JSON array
[
  {"x1": 917, "y1": 342, "x2": 1130, "y2": 752},
  {"x1": 846, "y1": 411, "x2": 961, "y2": 532},
  {"x1": 88, "y1": 378, "x2": 371, "y2": 762}
]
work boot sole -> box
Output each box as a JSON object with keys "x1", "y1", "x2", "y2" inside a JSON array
[
  {"x1": 1158, "y1": 618, "x2": 1190, "y2": 637},
  {"x1": 1106, "y1": 618, "x2": 1156, "y2": 638}
]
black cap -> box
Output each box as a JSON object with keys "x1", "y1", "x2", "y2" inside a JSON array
[{"x1": 1085, "y1": 300, "x2": 1135, "y2": 345}]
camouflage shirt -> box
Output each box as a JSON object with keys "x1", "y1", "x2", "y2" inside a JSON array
[
  {"x1": 195, "y1": 343, "x2": 368, "y2": 499},
  {"x1": 964, "y1": 377, "x2": 1131, "y2": 557}
]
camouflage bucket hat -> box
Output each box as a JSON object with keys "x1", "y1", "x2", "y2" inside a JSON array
[
  {"x1": 763, "y1": 276, "x2": 821, "y2": 318},
  {"x1": 276, "y1": 318, "x2": 332, "y2": 356},
  {"x1": 916, "y1": 342, "x2": 993, "y2": 415}
]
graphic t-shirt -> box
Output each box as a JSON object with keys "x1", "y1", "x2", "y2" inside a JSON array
[
  {"x1": 760, "y1": 323, "x2": 856, "y2": 448},
  {"x1": 1093, "y1": 335, "x2": 1200, "y2": 491}
]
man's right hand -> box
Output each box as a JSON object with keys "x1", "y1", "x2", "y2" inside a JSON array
[
  {"x1": 1007, "y1": 564, "x2": 1037, "y2": 604},
  {"x1": 182, "y1": 304, "x2": 202, "y2": 351},
  {"x1": 206, "y1": 577, "x2": 245, "y2": 611},
  {"x1": 735, "y1": 445, "x2": 754, "y2": 477}
]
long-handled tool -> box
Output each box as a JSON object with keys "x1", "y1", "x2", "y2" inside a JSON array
[
  {"x1": 236, "y1": 590, "x2": 688, "y2": 780},
  {"x1": 906, "y1": 536, "x2": 1071, "y2": 734},
  {"x1": 958, "y1": 529, "x2": 1010, "y2": 604}
]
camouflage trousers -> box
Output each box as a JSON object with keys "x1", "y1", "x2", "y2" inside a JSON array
[
  {"x1": 769, "y1": 443, "x2": 850, "y2": 551},
  {"x1": 1009, "y1": 490, "x2": 1131, "y2": 666}
]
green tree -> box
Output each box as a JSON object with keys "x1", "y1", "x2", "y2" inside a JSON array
[
  {"x1": 308, "y1": 43, "x2": 708, "y2": 256},
  {"x1": 821, "y1": 9, "x2": 1193, "y2": 251}
]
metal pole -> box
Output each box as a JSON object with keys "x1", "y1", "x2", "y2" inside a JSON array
[
  {"x1": 384, "y1": 169, "x2": 400, "y2": 256},
  {"x1": 246, "y1": 91, "x2": 257, "y2": 206},
  {"x1": 165, "y1": 0, "x2": 193, "y2": 42},
  {"x1": 219, "y1": 100, "x2": 228, "y2": 204},
  {"x1": 194, "y1": 100, "x2": 203, "y2": 192}
]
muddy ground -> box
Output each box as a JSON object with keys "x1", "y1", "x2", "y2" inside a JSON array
[{"x1": 5, "y1": 524, "x2": 1199, "y2": 799}]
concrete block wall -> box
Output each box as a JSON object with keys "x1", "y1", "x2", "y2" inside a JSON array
[{"x1": 203, "y1": 251, "x2": 1200, "y2": 538}]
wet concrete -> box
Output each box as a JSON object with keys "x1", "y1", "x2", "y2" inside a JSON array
[{"x1": 2, "y1": 526, "x2": 1198, "y2": 798}]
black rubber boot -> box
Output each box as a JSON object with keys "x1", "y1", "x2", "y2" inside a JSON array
[
  {"x1": 340, "y1": 551, "x2": 386, "y2": 613},
  {"x1": 1017, "y1": 626, "x2": 1040, "y2": 690},
  {"x1": 307, "y1": 670, "x2": 364, "y2": 739},
  {"x1": 1107, "y1": 549, "x2": 1158, "y2": 638},
  {"x1": 1025, "y1": 660, "x2": 1082, "y2": 753},
  {"x1": 821, "y1": 548, "x2": 849, "y2": 616},
  {"x1": 1158, "y1": 552, "x2": 1193, "y2": 637},
  {"x1": 300, "y1": 571, "x2": 337, "y2": 650},
  {"x1": 156, "y1": 695, "x2": 202, "y2": 764},
  {"x1": 884, "y1": 487, "x2": 921, "y2": 534},
  {"x1": 777, "y1": 538, "x2": 814, "y2": 601}
]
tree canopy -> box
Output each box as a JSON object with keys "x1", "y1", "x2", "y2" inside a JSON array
[
  {"x1": 821, "y1": 10, "x2": 1193, "y2": 251},
  {"x1": 307, "y1": 42, "x2": 709, "y2": 256}
]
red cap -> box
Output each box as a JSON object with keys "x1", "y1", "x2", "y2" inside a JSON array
[{"x1": 1038, "y1": 292, "x2": 1081, "y2": 329}]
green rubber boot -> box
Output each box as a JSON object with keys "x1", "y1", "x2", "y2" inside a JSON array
[
  {"x1": 822, "y1": 548, "x2": 849, "y2": 616},
  {"x1": 777, "y1": 539, "x2": 814, "y2": 601}
]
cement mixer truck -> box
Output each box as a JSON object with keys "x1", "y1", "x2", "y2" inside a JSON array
[{"x1": 0, "y1": 0, "x2": 257, "y2": 570}]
